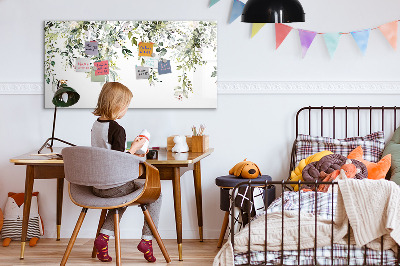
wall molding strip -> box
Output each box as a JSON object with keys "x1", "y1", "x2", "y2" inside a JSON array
[
  {"x1": 1, "y1": 81, "x2": 400, "y2": 95},
  {"x1": 217, "y1": 81, "x2": 400, "y2": 94},
  {"x1": 0, "y1": 83, "x2": 43, "y2": 94}
]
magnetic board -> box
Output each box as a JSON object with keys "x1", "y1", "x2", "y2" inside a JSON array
[{"x1": 44, "y1": 21, "x2": 217, "y2": 108}]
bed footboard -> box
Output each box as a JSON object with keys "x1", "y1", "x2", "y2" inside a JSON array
[{"x1": 230, "y1": 180, "x2": 400, "y2": 266}]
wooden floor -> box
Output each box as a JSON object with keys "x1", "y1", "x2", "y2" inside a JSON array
[{"x1": 0, "y1": 239, "x2": 221, "y2": 265}]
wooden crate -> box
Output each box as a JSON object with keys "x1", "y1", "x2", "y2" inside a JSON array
[{"x1": 191, "y1": 135, "x2": 209, "y2": 153}]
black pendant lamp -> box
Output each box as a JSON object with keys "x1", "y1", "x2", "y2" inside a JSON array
[{"x1": 242, "y1": 0, "x2": 305, "y2": 23}]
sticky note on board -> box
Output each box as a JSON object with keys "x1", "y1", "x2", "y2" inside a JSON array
[
  {"x1": 143, "y1": 57, "x2": 158, "y2": 68},
  {"x1": 75, "y1": 58, "x2": 91, "y2": 72},
  {"x1": 158, "y1": 60, "x2": 172, "y2": 75},
  {"x1": 136, "y1": 66, "x2": 150, "y2": 79},
  {"x1": 91, "y1": 70, "x2": 105, "y2": 82},
  {"x1": 138, "y1": 42, "x2": 154, "y2": 57},
  {"x1": 94, "y1": 60, "x2": 109, "y2": 76},
  {"x1": 85, "y1": 41, "x2": 99, "y2": 56}
]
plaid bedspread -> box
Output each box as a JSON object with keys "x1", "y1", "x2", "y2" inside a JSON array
[
  {"x1": 234, "y1": 191, "x2": 397, "y2": 265},
  {"x1": 234, "y1": 244, "x2": 397, "y2": 265}
]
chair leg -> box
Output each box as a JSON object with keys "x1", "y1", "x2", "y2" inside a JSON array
[
  {"x1": 91, "y1": 209, "x2": 108, "y2": 258},
  {"x1": 114, "y1": 209, "x2": 121, "y2": 266},
  {"x1": 60, "y1": 208, "x2": 88, "y2": 266},
  {"x1": 141, "y1": 205, "x2": 171, "y2": 263},
  {"x1": 217, "y1": 211, "x2": 230, "y2": 248}
]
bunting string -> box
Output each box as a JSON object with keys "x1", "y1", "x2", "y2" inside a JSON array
[
  {"x1": 209, "y1": 0, "x2": 399, "y2": 58},
  {"x1": 284, "y1": 20, "x2": 400, "y2": 35}
]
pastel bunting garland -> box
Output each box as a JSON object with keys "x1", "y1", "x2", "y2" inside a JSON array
[
  {"x1": 298, "y1": 30, "x2": 317, "y2": 58},
  {"x1": 229, "y1": 0, "x2": 245, "y2": 24},
  {"x1": 351, "y1": 29, "x2": 370, "y2": 55},
  {"x1": 209, "y1": 2, "x2": 400, "y2": 58},
  {"x1": 379, "y1": 21, "x2": 398, "y2": 50},
  {"x1": 275, "y1": 23, "x2": 293, "y2": 49},
  {"x1": 209, "y1": 0, "x2": 220, "y2": 7},
  {"x1": 323, "y1": 33, "x2": 341, "y2": 58},
  {"x1": 251, "y1": 23, "x2": 266, "y2": 38}
]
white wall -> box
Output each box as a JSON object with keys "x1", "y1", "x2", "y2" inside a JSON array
[{"x1": 1, "y1": 0, "x2": 400, "y2": 239}]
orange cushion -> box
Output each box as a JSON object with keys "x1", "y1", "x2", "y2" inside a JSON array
[{"x1": 347, "y1": 146, "x2": 391, "y2": 180}]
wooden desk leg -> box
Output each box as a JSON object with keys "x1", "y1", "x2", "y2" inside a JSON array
[
  {"x1": 56, "y1": 178, "x2": 64, "y2": 241},
  {"x1": 193, "y1": 161, "x2": 204, "y2": 242},
  {"x1": 20, "y1": 165, "x2": 35, "y2": 259},
  {"x1": 172, "y1": 167, "x2": 183, "y2": 261}
]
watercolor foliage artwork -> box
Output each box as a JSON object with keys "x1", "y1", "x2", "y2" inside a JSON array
[{"x1": 44, "y1": 21, "x2": 217, "y2": 108}]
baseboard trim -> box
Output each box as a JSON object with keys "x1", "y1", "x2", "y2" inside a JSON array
[{"x1": 1, "y1": 81, "x2": 400, "y2": 95}]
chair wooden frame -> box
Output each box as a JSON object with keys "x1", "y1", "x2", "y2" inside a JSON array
[{"x1": 60, "y1": 162, "x2": 171, "y2": 265}]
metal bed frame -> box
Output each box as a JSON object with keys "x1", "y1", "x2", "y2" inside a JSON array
[{"x1": 230, "y1": 106, "x2": 400, "y2": 266}]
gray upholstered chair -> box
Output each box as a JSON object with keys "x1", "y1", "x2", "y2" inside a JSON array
[{"x1": 60, "y1": 146, "x2": 171, "y2": 265}]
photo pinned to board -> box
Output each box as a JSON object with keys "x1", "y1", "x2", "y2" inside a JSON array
[
  {"x1": 91, "y1": 70, "x2": 106, "y2": 82},
  {"x1": 138, "y1": 42, "x2": 154, "y2": 57},
  {"x1": 94, "y1": 60, "x2": 109, "y2": 76},
  {"x1": 136, "y1": 66, "x2": 150, "y2": 79},
  {"x1": 142, "y1": 57, "x2": 158, "y2": 69},
  {"x1": 85, "y1": 41, "x2": 99, "y2": 56},
  {"x1": 158, "y1": 60, "x2": 172, "y2": 75},
  {"x1": 75, "y1": 58, "x2": 91, "y2": 72}
]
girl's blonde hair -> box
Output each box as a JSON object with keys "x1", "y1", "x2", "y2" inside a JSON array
[{"x1": 93, "y1": 82, "x2": 133, "y2": 120}]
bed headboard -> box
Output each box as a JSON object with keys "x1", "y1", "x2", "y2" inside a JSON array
[
  {"x1": 295, "y1": 106, "x2": 400, "y2": 138},
  {"x1": 290, "y1": 106, "x2": 400, "y2": 179}
]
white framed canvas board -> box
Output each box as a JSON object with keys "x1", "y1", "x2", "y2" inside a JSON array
[{"x1": 44, "y1": 21, "x2": 217, "y2": 108}]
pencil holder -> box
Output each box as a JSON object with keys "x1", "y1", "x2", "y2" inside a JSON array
[{"x1": 191, "y1": 135, "x2": 209, "y2": 153}]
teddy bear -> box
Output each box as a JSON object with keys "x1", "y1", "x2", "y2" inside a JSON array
[
  {"x1": 1, "y1": 192, "x2": 44, "y2": 247},
  {"x1": 172, "y1": 135, "x2": 189, "y2": 153},
  {"x1": 229, "y1": 159, "x2": 261, "y2": 179}
]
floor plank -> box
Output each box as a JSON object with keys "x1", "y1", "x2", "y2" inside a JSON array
[{"x1": 0, "y1": 239, "x2": 221, "y2": 265}]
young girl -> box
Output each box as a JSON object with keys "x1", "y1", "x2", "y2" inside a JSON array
[{"x1": 91, "y1": 82, "x2": 162, "y2": 263}]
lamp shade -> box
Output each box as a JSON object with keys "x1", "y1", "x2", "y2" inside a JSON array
[
  {"x1": 52, "y1": 84, "x2": 80, "y2": 107},
  {"x1": 241, "y1": 0, "x2": 305, "y2": 23}
]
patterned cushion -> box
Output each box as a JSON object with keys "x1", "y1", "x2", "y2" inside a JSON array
[{"x1": 294, "y1": 131, "x2": 385, "y2": 166}]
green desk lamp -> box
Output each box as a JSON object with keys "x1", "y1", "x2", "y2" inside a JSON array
[{"x1": 38, "y1": 80, "x2": 80, "y2": 154}]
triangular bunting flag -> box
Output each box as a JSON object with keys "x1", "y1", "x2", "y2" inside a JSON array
[
  {"x1": 351, "y1": 29, "x2": 370, "y2": 55},
  {"x1": 275, "y1": 23, "x2": 293, "y2": 49},
  {"x1": 229, "y1": 0, "x2": 245, "y2": 24},
  {"x1": 251, "y1": 23, "x2": 266, "y2": 38},
  {"x1": 378, "y1": 21, "x2": 398, "y2": 50},
  {"x1": 209, "y1": 0, "x2": 220, "y2": 7},
  {"x1": 298, "y1": 29, "x2": 317, "y2": 58},
  {"x1": 323, "y1": 33, "x2": 341, "y2": 58}
]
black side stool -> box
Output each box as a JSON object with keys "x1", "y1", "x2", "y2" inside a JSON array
[{"x1": 215, "y1": 175, "x2": 275, "y2": 248}]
